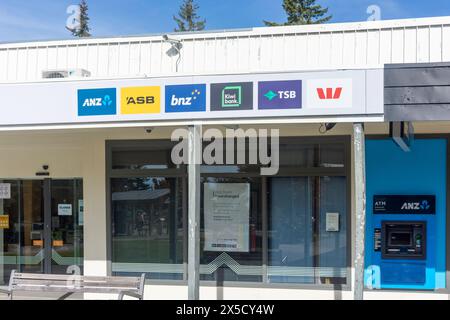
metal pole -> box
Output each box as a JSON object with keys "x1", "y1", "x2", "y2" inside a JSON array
[
  {"x1": 353, "y1": 123, "x2": 366, "y2": 300},
  {"x1": 188, "y1": 124, "x2": 201, "y2": 300}
]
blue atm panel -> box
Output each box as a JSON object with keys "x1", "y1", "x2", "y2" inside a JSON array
[{"x1": 364, "y1": 139, "x2": 446, "y2": 290}]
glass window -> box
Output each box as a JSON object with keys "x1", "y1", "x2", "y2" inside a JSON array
[
  {"x1": 108, "y1": 137, "x2": 349, "y2": 286},
  {"x1": 268, "y1": 176, "x2": 348, "y2": 285},
  {"x1": 111, "y1": 177, "x2": 184, "y2": 280},
  {"x1": 111, "y1": 141, "x2": 181, "y2": 170},
  {"x1": 318, "y1": 176, "x2": 347, "y2": 284},
  {"x1": 268, "y1": 177, "x2": 314, "y2": 284},
  {"x1": 278, "y1": 141, "x2": 345, "y2": 168},
  {"x1": 200, "y1": 177, "x2": 262, "y2": 282},
  {"x1": 0, "y1": 181, "x2": 20, "y2": 284}
]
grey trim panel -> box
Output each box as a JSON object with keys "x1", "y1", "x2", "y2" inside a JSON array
[
  {"x1": 385, "y1": 65, "x2": 450, "y2": 87},
  {"x1": 385, "y1": 62, "x2": 450, "y2": 69},
  {"x1": 384, "y1": 62, "x2": 450, "y2": 121},
  {"x1": 386, "y1": 105, "x2": 450, "y2": 121},
  {"x1": 385, "y1": 87, "x2": 450, "y2": 105}
]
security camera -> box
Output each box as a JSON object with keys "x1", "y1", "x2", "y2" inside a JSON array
[
  {"x1": 145, "y1": 127, "x2": 154, "y2": 134},
  {"x1": 43, "y1": 165, "x2": 49, "y2": 170}
]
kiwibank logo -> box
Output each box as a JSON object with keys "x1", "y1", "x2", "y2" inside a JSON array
[
  {"x1": 165, "y1": 84, "x2": 206, "y2": 113},
  {"x1": 78, "y1": 88, "x2": 117, "y2": 116}
]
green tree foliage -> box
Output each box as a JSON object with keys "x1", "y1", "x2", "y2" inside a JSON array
[
  {"x1": 173, "y1": 0, "x2": 206, "y2": 32},
  {"x1": 264, "y1": 0, "x2": 332, "y2": 26},
  {"x1": 69, "y1": 0, "x2": 91, "y2": 37}
]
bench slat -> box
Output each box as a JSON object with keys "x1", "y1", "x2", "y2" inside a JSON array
[
  {"x1": 7, "y1": 270, "x2": 145, "y2": 299},
  {"x1": 14, "y1": 279, "x2": 140, "y2": 288},
  {"x1": 12, "y1": 286, "x2": 139, "y2": 294},
  {"x1": 14, "y1": 273, "x2": 142, "y2": 283}
]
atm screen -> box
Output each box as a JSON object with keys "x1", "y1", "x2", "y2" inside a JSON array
[
  {"x1": 382, "y1": 221, "x2": 426, "y2": 259},
  {"x1": 389, "y1": 232, "x2": 412, "y2": 246}
]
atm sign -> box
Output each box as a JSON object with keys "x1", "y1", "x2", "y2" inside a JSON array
[{"x1": 373, "y1": 195, "x2": 436, "y2": 214}]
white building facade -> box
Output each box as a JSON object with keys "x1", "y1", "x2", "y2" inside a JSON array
[{"x1": 0, "y1": 17, "x2": 450, "y2": 300}]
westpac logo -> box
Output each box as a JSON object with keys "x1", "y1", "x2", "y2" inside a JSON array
[
  {"x1": 306, "y1": 79, "x2": 352, "y2": 109},
  {"x1": 317, "y1": 87, "x2": 343, "y2": 100},
  {"x1": 401, "y1": 200, "x2": 430, "y2": 211},
  {"x1": 165, "y1": 84, "x2": 206, "y2": 113},
  {"x1": 78, "y1": 88, "x2": 116, "y2": 116}
]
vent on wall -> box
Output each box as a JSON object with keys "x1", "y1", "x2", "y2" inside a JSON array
[{"x1": 42, "y1": 69, "x2": 91, "y2": 79}]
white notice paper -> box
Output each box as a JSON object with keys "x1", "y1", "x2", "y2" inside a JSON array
[
  {"x1": 0, "y1": 183, "x2": 11, "y2": 199},
  {"x1": 78, "y1": 199, "x2": 84, "y2": 226},
  {"x1": 58, "y1": 204, "x2": 72, "y2": 216},
  {"x1": 204, "y1": 183, "x2": 250, "y2": 252},
  {"x1": 326, "y1": 212, "x2": 340, "y2": 232}
]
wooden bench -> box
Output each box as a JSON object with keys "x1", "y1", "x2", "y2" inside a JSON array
[{"x1": 0, "y1": 270, "x2": 146, "y2": 300}]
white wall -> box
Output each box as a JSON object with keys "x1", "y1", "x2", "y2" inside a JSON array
[{"x1": 1, "y1": 17, "x2": 450, "y2": 82}]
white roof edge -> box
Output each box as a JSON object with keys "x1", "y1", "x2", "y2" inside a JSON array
[
  {"x1": 1, "y1": 15, "x2": 450, "y2": 49},
  {"x1": 0, "y1": 64, "x2": 384, "y2": 85}
]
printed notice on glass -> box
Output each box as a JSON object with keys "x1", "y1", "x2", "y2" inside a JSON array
[
  {"x1": 204, "y1": 183, "x2": 250, "y2": 252},
  {"x1": 58, "y1": 204, "x2": 72, "y2": 216},
  {"x1": 0, "y1": 183, "x2": 11, "y2": 199}
]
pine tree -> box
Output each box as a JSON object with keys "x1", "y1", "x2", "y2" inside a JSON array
[
  {"x1": 68, "y1": 0, "x2": 91, "y2": 37},
  {"x1": 173, "y1": 0, "x2": 206, "y2": 32},
  {"x1": 264, "y1": 0, "x2": 332, "y2": 26}
]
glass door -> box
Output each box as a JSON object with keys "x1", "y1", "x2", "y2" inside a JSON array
[
  {"x1": 20, "y1": 180, "x2": 45, "y2": 274},
  {"x1": 0, "y1": 179, "x2": 83, "y2": 283},
  {"x1": 50, "y1": 179, "x2": 84, "y2": 274}
]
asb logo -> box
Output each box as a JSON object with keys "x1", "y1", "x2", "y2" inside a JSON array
[
  {"x1": 165, "y1": 84, "x2": 206, "y2": 113},
  {"x1": 210, "y1": 82, "x2": 253, "y2": 111},
  {"x1": 121, "y1": 86, "x2": 160, "y2": 114},
  {"x1": 78, "y1": 88, "x2": 116, "y2": 116},
  {"x1": 306, "y1": 78, "x2": 352, "y2": 109},
  {"x1": 258, "y1": 80, "x2": 302, "y2": 110}
]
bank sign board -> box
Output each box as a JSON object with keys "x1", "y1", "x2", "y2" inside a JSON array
[
  {"x1": 0, "y1": 69, "x2": 383, "y2": 127},
  {"x1": 373, "y1": 195, "x2": 436, "y2": 214}
]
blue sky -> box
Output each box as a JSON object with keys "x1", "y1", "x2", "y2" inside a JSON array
[{"x1": 0, "y1": 0, "x2": 449, "y2": 42}]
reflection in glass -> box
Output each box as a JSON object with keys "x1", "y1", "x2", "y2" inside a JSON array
[
  {"x1": 111, "y1": 177, "x2": 183, "y2": 280},
  {"x1": 269, "y1": 177, "x2": 314, "y2": 284},
  {"x1": 0, "y1": 181, "x2": 21, "y2": 284}
]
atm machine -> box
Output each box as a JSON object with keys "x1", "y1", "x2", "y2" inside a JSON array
[{"x1": 365, "y1": 139, "x2": 446, "y2": 290}]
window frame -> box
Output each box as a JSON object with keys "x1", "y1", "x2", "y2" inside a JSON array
[{"x1": 106, "y1": 136, "x2": 352, "y2": 290}]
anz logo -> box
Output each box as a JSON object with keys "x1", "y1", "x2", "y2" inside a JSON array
[
  {"x1": 401, "y1": 200, "x2": 431, "y2": 211},
  {"x1": 82, "y1": 95, "x2": 113, "y2": 107},
  {"x1": 78, "y1": 88, "x2": 116, "y2": 116}
]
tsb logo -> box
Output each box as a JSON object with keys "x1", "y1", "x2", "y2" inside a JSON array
[
  {"x1": 78, "y1": 88, "x2": 116, "y2": 116},
  {"x1": 121, "y1": 86, "x2": 160, "y2": 114},
  {"x1": 264, "y1": 90, "x2": 297, "y2": 100},
  {"x1": 258, "y1": 80, "x2": 302, "y2": 110},
  {"x1": 166, "y1": 84, "x2": 206, "y2": 113}
]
